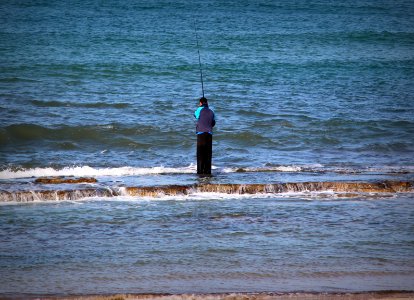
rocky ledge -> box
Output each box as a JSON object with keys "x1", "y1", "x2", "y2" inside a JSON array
[
  {"x1": 0, "y1": 180, "x2": 412, "y2": 202},
  {"x1": 34, "y1": 176, "x2": 98, "y2": 184}
]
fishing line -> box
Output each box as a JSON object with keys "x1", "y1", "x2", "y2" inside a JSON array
[{"x1": 194, "y1": 22, "x2": 205, "y2": 98}]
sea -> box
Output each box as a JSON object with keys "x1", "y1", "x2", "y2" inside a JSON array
[{"x1": 0, "y1": 0, "x2": 414, "y2": 297}]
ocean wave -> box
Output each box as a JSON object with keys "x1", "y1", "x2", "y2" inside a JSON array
[
  {"x1": 0, "y1": 165, "x2": 308, "y2": 179},
  {"x1": 222, "y1": 165, "x2": 414, "y2": 175},
  {"x1": 222, "y1": 166, "x2": 304, "y2": 173},
  {"x1": 0, "y1": 164, "x2": 327, "y2": 179},
  {"x1": 218, "y1": 131, "x2": 273, "y2": 145},
  {"x1": 1, "y1": 164, "x2": 414, "y2": 180},
  {"x1": 0, "y1": 165, "x2": 197, "y2": 179},
  {"x1": 30, "y1": 100, "x2": 130, "y2": 109},
  {"x1": 1, "y1": 123, "x2": 158, "y2": 143},
  {"x1": 0, "y1": 77, "x2": 39, "y2": 83}
]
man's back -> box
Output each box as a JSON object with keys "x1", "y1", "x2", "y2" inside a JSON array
[{"x1": 195, "y1": 105, "x2": 215, "y2": 134}]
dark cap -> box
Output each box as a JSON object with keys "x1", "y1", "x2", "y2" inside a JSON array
[{"x1": 199, "y1": 97, "x2": 208, "y2": 104}]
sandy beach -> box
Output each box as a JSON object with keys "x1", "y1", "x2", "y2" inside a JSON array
[{"x1": 14, "y1": 292, "x2": 414, "y2": 300}]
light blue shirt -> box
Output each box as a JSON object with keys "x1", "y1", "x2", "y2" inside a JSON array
[{"x1": 194, "y1": 105, "x2": 215, "y2": 134}]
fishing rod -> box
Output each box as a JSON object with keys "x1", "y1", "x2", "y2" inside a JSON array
[{"x1": 194, "y1": 22, "x2": 205, "y2": 98}]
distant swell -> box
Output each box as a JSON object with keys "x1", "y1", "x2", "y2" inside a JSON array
[
  {"x1": 0, "y1": 181, "x2": 412, "y2": 202},
  {"x1": 30, "y1": 100, "x2": 130, "y2": 109},
  {"x1": 1, "y1": 123, "x2": 157, "y2": 145}
]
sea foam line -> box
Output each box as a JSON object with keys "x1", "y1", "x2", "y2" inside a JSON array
[
  {"x1": 0, "y1": 164, "x2": 303, "y2": 179},
  {"x1": 0, "y1": 165, "x2": 197, "y2": 179},
  {"x1": 1, "y1": 164, "x2": 413, "y2": 180}
]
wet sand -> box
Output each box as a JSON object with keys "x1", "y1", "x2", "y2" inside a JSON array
[{"x1": 17, "y1": 291, "x2": 414, "y2": 300}]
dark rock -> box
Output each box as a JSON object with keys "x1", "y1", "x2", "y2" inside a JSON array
[{"x1": 34, "y1": 177, "x2": 97, "y2": 184}]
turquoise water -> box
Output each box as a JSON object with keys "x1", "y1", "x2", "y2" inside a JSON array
[
  {"x1": 1, "y1": 0, "x2": 414, "y2": 170},
  {"x1": 1, "y1": 0, "x2": 414, "y2": 296}
]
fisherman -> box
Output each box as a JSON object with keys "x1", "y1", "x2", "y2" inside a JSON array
[{"x1": 194, "y1": 97, "x2": 215, "y2": 175}]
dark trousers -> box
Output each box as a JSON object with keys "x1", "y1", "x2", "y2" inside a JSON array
[{"x1": 197, "y1": 133, "x2": 212, "y2": 175}]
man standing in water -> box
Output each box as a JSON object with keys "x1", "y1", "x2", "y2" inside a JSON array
[{"x1": 194, "y1": 97, "x2": 215, "y2": 175}]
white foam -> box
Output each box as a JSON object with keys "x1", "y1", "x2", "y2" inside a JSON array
[
  {"x1": 0, "y1": 164, "x2": 306, "y2": 180},
  {"x1": 1, "y1": 164, "x2": 412, "y2": 180},
  {"x1": 75, "y1": 190, "x2": 391, "y2": 203},
  {"x1": 85, "y1": 191, "x2": 288, "y2": 202},
  {"x1": 222, "y1": 165, "x2": 304, "y2": 173},
  {"x1": 0, "y1": 165, "x2": 197, "y2": 179},
  {"x1": 365, "y1": 165, "x2": 414, "y2": 173}
]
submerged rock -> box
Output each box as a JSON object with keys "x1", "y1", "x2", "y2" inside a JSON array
[
  {"x1": 0, "y1": 188, "x2": 114, "y2": 202},
  {"x1": 34, "y1": 176, "x2": 97, "y2": 184},
  {"x1": 123, "y1": 181, "x2": 413, "y2": 197},
  {"x1": 125, "y1": 185, "x2": 190, "y2": 197},
  {"x1": 1, "y1": 181, "x2": 412, "y2": 202}
]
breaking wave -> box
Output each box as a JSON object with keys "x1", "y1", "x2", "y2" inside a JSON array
[
  {"x1": 1, "y1": 164, "x2": 413, "y2": 180},
  {"x1": 0, "y1": 165, "x2": 197, "y2": 179},
  {"x1": 223, "y1": 164, "x2": 414, "y2": 175}
]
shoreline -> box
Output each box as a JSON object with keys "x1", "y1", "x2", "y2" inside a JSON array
[{"x1": 5, "y1": 291, "x2": 414, "y2": 300}]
